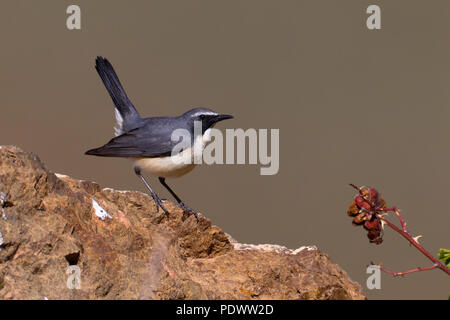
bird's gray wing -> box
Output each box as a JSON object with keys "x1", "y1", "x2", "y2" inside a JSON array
[{"x1": 85, "y1": 118, "x2": 187, "y2": 158}]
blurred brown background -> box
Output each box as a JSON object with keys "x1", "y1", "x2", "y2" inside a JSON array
[{"x1": 1, "y1": 0, "x2": 449, "y2": 299}]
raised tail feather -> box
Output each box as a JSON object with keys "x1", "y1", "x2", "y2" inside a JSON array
[{"x1": 95, "y1": 56, "x2": 141, "y2": 133}]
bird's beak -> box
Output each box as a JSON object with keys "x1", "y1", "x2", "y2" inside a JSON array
[{"x1": 212, "y1": 114, "x2": 234, "y2": 123}]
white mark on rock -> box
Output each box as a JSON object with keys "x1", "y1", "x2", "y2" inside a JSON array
[
  {"x1": 55, "y1": 173, "x2": 70, "y2": 179},
  {"x1": 44, "y1": 296, "x2": 49, "y2": 300},
  {"x1": 225, "y1": 233, "x2": 317, "y2": 255},
  {"x1": 232, "y1": 242, "x2": 317, "y2": 255},
  {"x1": 0, "y1": 192, "x2": 7, "y2": 220},
  {"x1": 102, "y1": 187, "x2": 132, "y2": 194},
  {"x1": 92, "y1": 199, "x2": 112, "y2": 220},
  {"x1": 0, "y1": 231, "x2": 3, "y2": 251}
]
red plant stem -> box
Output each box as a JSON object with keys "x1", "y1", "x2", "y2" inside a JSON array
[
  {"x1": 379, "y1": 216, "x2": 450, "y2": 276},
  {"x1": 378, "y1": 264, "x2": 438, "y2": 277},
  {"x1": 379, "y1": 207, "x2": 407, "y2": 232},
  {"x1": 349, "y1": 184, "x2": 450, "y2": 276}
]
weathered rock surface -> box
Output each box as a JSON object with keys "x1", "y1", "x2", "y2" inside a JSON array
[{"x1": 0, "y1": 146, "x2": 366, "y2": 300}]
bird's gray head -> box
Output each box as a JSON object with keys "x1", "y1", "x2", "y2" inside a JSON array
[{"x1": 181, "y1": 108, "x2": 233, "y2": 133}]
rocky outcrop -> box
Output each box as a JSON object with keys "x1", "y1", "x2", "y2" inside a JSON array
[{"x1": 0, "y1": 146, "x2": 365, "y2": 299}]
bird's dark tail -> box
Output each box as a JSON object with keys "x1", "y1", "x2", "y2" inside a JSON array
[{"x1": 95, "y1": 56, "x2": 141, "y2": 134}]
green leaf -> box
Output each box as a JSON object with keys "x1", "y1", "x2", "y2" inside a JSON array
[{"x1": 438, "y1": 248, "x2": 450, "y2": 268}]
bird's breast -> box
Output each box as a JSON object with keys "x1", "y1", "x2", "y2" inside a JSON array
[
  {"x1": 132, "y1": 146, "x2": 197, "y2": 178},
  {"x1": 132, "y1": 130, "x2": 211, "y2": 178}
]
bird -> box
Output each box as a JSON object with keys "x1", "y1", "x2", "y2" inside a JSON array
[{"x1": 85, "y1": 57, "x2": 233, "y2": 219}]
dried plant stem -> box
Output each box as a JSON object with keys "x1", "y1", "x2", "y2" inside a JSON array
[
  {"x1": 378, "y1": 216, "x2": 449, "y2": 276},
  {"x1": 377, "y1": 264, "x2": 438, "y2": 277},
  {"x1": 349, "y1": 184, "x2": 450, "y2": 277}
]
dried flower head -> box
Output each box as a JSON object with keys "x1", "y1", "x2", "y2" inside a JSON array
[{"x1": 347, "y1": 185, "x2": 385, "y2": 244}]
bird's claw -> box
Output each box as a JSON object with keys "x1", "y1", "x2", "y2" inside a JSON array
[
  {"x1": 179, "y1": 202, "x2": 198, "y2": 221},
  {"x1": 151, "y1": 193, "x2": 169, "y2": 216}
]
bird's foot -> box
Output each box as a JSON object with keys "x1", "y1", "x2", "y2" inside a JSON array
[
  {"x1": 150, "y1": 192, "x2": 169, "y2": 216},
  {"x1": 179, "y1": 202, "x2": 198, "y2": 221}
]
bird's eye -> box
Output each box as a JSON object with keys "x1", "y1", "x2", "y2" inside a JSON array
[{"x1": 199, "y1": 114, "x2": 206, "y2": 119}]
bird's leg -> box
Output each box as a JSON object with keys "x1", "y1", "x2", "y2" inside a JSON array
[
  {"x1": 158, "y1": 177, "x2": 198, "y2": 221},
  {"x1": 134, "y1": 167, "x2": 169, "y2": 216}
]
